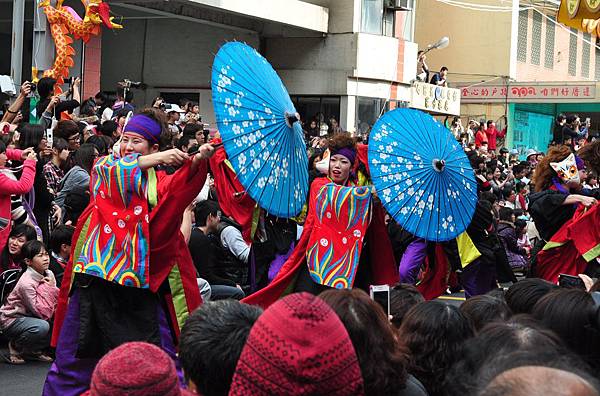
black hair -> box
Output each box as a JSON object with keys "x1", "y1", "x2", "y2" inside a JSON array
[
  {"x1": 399, "y1": 301, "x2": 473, "y2": 396},
  {"x1": 74, "y1": 143, "x2": 98, "y2": 174},
  {"x1": 566, "y1": 114, "x2": 579, "y2": 125},
  {"x1": 556, "y1": 113, "x2": 566, "y2": 122},
  {"x1": 444, "y1": 315, "x2": 567, "y2": 396},
  {"x1": 98, "y1": 120, "x2": 118, "y2": 138},
  {"x1": 137, "y1": 108, "x2": 171, "y2": 150},
  {"x1": 53, "y1": 137, "x2": 69, "y2": 153},
  {"x1": 177, "y1": 134, "x2": 196, "y2": 151},
  {"x1": 532, "y1": 288, "x2": 600, "y2": 370},
  {"x1": 80, "y1": 98, "x2": 97, "y2": 117},
  {"x1": 179, "y1": 300, "x2": 262, "y2": 396},
  {"x1": 64, "y1": 185, "x2": 90, "y2": 225},
  {"x1": 86, "y1": 135, "x2": 108, "y2": 156},
  {"x1": 441, "y1": 66, "x2": 449, "y2": 72},
  {"x1": 480, "y1": 191, "x2": 497, "y2": 205},
  {"x1": 515, "y1": 181, "x2": 527, "y2": 192},
  {"x1": 514, "y1": 219, "x2": 527, "y2": 233},
  {"x1": 498, "y1": 207, "x2": 514, "y2": 222},
  {"x1": 487, "y1": 120, "x2": 493, "y2": 126},
  {"x1": 194, "y1": 200, "x2": 220, "y2": 227},
  {"x1": 0, "y1": 140, "x2": 6, "y2": 154},
  {"x1": 37, "y1": 77, "x2": 56, "y2": 100},
  {"x1": 389, "y1": 283, "x2": 425, "y2": 329},
  {"x1": 182, "y1": 123, "x2": 202, "y2": 137},
  {"x1": 49, "y1": 225, "x2": 75, "y2": 253},
  {"x1": 17, "y1": 123, "x2": 45, "y2": 151},
  {"x1": 505, "y1": 278, "x2": 558, "y2": 314},
  {"x1": 94, "y1": 91, "x2": 107, "y2": 103},
  {"x1": 460, "y1": 295, "x2": 511, "y2": 332},
  {"x1": 53, "y1": 120, "x2": 80, "y2": 141},
  {"x1": 0, "y1": 224, "x2": 37, "y2": 271},
  {"x1": 21, "y1": 240, "x2": 46, "y2": 261},
  {"x1": 501, "y1": 187, "x2": 514, "y2": 200}
]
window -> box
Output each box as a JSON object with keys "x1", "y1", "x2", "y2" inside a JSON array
[
  {"x1": 568, "y1": 28, "x2": 578, "y2": 76},
  {"x1": 361, "y1": 0, "x2": 384, "y2": 34},
  {"x1": 291, "y1": 96, "x2": 341, "y2": 130},
  {"x1": 582, "y1": 33, "x2": 591, "y2": 78},
  {"x1": 517, "y1": 10, "x2": 528, "y2": 62},
  {"x1": 531, "y1": 11, "x2": 542, "y2": 65},
  {"x1": 383, "y1": 9, "x2": 395, "y2": 37},
  {"x1": 544, "y1": 15, "x2": 555, "y2": 69},
  {"x1": 356, "y1": 97, "x2": 386, "y2": 138}
]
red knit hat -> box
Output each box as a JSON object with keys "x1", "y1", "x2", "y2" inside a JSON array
[
  {"x1": 229, "y1": 292, "x2": 364, "y2": 395},
  {"x1": 85, "y1": 341, "x2": 192, "y2": 396}
]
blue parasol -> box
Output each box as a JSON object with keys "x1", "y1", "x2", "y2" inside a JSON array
[
  {"x1": 368, "y1": 108, "x2": 477, "y2": 241},
  {"x1": 211, "y1": 42, "x2": 308, "y2": 218}
]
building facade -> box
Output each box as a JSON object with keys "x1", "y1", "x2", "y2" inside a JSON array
[
  {"x1": 414, "y1": 0, "x2": 600, "y2": 155},
  {"x1": 2, "y1": 0, "x2": 427, "y2": 136}
]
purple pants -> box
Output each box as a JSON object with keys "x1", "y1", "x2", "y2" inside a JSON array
[
  {"x1": 398, "y1": 238, "x2": 427, "y2": 285},
  {"x1": 43, "y1": 289, "x2": 183, "y2": 396},
  {"x1": 460, "y1": 260, "x2": 496, "y2": 299}
]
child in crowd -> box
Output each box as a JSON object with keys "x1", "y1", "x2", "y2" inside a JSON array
[
  {"x1": 48, "y1": 225, "x2": 74, "y2": 288},
  {"x1": 515, "y1": 181, "x2": 528, "y2": 211},
  {"x1": 0, "y1": 240, "x2": 59, "y2": 364}
]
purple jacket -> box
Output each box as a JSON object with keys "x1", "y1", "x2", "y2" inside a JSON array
[{"x1": 497, "y1": 222, "x2": 527, "y2": 269}]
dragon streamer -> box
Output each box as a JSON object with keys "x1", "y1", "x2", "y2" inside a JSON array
[{"x1": 37, "y1": 0, "x2": 121, "y2": 91}]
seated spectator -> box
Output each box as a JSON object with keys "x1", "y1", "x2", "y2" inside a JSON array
[
  {"x1": 228, "y1": 293, "x2": 364, "y2": 395},
  {"x1": 532, "y1": 288, "x2": 600, "y2": 371},
  {"x1": 0, "y1": 224, "x2": 38, "y2": 274},
  {"x1": 190, "y1": 200, "x2": 245, "y2": 300},
  {"x1": 497, "y1": 207, "x2": 528, "y2": 271},
  {"x1": 48, "y1": 225, "x2": 74, "y2": 288},
  {"x1": 55, "y1": 143, "x2": 98, "y2": 216},
  {"x1": 179, "y1": 300, "x2": 262, "y2": 396},
  {"x1": 459, "y1": 294, "x2": 511, "y2": 332},
  {"x1": 501, "y1": 187, "x2": 516, "y2": 209},
  {"x1": 505, "y1": 278, "x2": 557, "y2": 314},
  {"x1": 399, "y1": 301, "x2": 473, "y2": 396},
  {"x1": 0, "y1": 240, "x2": 58, "y2": 364},
  {"x1": 319, "y1": 288, "x2": 427, "y2": 396},
  {"x1": 83, "y1": 342, "x2": 194, "y2": 396},
  {"x1": 389, "y1": 283, "x2": 425, "y2": 329}
]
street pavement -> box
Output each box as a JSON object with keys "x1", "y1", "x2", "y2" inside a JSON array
[{"x1": 0, "y1": 291, "x2": 466, "y2": 395}]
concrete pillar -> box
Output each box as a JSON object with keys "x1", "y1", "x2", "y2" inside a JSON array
[
  {"x1": 82, "y1": 35, "x2": 102, "y2": 99},
  {"x1": 11, "y1": 0, "x2": 25, "y2": 85},
  {"x1": 340, "y1": 95, "x2": 356, "y2": 133}
]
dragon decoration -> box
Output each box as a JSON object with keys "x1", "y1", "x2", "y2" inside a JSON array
[{"x1": 36, "y1": 0, "x2": 122, "y2": 92}]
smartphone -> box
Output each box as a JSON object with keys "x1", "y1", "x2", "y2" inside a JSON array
[
  {"x1": 46, "y1": 129, "x2": 53, "y2": 148},
  {"x1": 370, "y1": 285, "x2": 390, "y2": 316},
  {"x1": 558, "y1": 274, "x2": 585, "y2": 289}
]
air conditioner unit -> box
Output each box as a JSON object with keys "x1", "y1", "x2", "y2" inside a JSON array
[{"x1": 385, "y1": 0, "x2": 413, "y2": 11}]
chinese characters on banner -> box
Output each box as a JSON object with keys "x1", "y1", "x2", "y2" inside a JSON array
[{"x1": 459, "y1": 84, "x2": 596, "y2": 102}]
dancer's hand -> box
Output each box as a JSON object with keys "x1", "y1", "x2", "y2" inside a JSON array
[
  {"x1": 160, "y1": 149, "x2": 188, "y2": 167},
  {"x1": 196, "y1": 143, "x2": 215, "y2": 160}
]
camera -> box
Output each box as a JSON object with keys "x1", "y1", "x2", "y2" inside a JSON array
[
  {"x1": 64, "y1": 77, "x2": 74, "y2": 85},
  {"x1": 29, "y1": 83, "x2": 37, "y2": 93}
]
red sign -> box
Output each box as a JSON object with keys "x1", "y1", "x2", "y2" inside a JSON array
[{"x1": 459, "y1": 84, "x2": 596, "y2": 102}]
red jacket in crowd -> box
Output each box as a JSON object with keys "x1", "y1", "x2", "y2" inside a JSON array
[
  {"x1": 485, "y1": 125, "x2": 506, "y2": 150},
  {"x1": 0, "y1": 149, "x2": 36, "y2": 255},
  {"x1": 475, "y1": 130, "x2": 488, "y2": 148}
]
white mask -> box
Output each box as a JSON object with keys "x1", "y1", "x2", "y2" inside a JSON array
[{"x1": 550, "y1": 153, "x2": 580, "y2": 184}]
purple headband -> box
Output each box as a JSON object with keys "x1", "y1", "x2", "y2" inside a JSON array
[
  {"x1": 575, "y1": 155, "x2": 585, "y2": 170},
  {"x1": 123, "y1": 115, "x2": 161, "y2": 144},
  {"x1": 331, "y1": 147, "x2": 357, "y2": 165}
]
